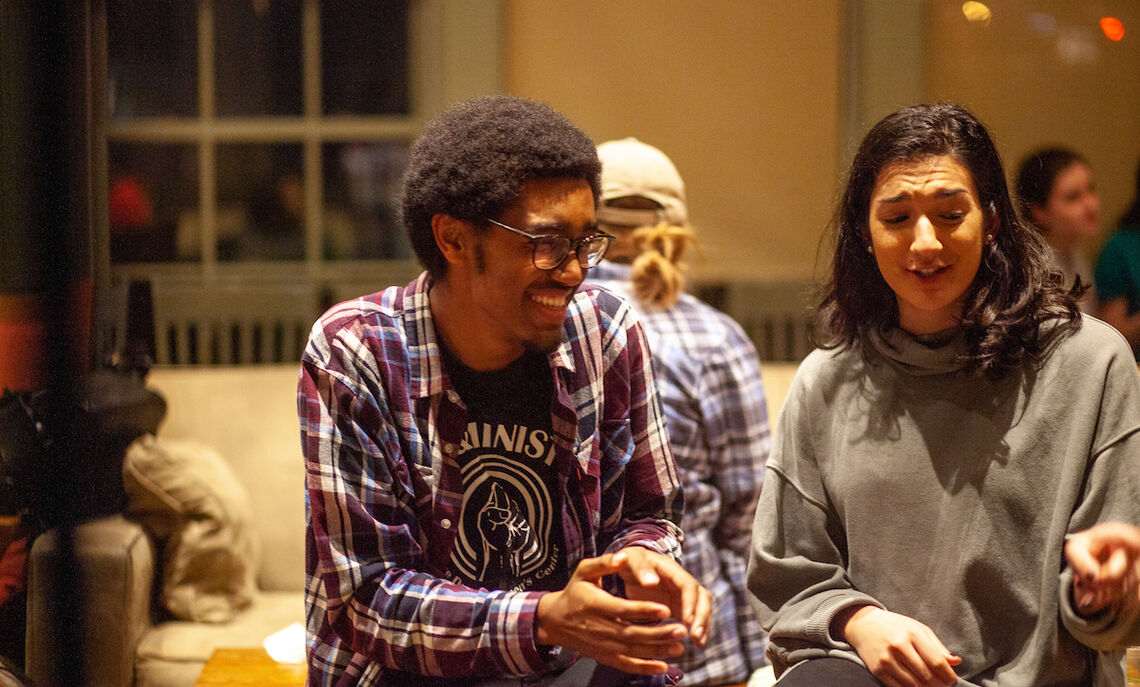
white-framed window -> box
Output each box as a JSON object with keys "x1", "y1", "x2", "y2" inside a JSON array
[
  {"x1": 99, "y1": 0, "x2": 502, "y2": 364},
  {"x1": 104, "y1": 0, "x2": 501, "y2": 280}
]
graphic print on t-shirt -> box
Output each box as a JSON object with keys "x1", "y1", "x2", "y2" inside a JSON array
[{"x1": 447, "y1": 421, "x2": 565, "y2": 592}]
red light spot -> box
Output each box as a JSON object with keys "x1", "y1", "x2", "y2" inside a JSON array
[{"x1": 1100, "y1": 17, "x2": 1124, "y2": 41}]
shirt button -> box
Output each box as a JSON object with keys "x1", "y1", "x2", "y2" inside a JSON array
[
  {"x1": 441, "y1": 518, "x2": 452, "y2": 529},
  {"x1": 443, "y1": 443, "x2": 456, "y2": 455},
  {"x1": 446, "y1": 390, "x2": 460, "y2": 403}
]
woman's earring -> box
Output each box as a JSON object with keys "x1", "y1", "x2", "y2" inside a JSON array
[
  {"x1": 866, "y1": 244, "x2": 874, "y2": 254},
  {"x1": 985, "y1": 233, "x2": 994, "y2": 245}
]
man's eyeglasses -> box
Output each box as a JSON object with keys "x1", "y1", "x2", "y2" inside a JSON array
[{"x1": 485, "y1": 218, "x2": 614, "y2": 270}]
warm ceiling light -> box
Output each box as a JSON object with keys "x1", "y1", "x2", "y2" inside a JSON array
[
  {"x1": 962, "y1": 1, "x2": 992, "y2": 25},
  {"x1": 1100, "y1": 17, "x2": 1125, "y2": 41}
]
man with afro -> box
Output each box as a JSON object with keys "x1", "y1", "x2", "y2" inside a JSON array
[{"x1": 299, "y1": 95, "x2": 710, "y2": 686}]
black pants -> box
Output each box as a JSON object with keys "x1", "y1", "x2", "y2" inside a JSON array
[
  {"x1": 383, "y1": 659, "x2": 633, "y2": 686},
  {"x1": 776, "y1": 657, "x2": 884, "y2": 686}
]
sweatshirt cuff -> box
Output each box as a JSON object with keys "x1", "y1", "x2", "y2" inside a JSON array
[
  {"x1": 1056, "y1": 567, "x2": 1139, "y2": 650},
  {"x1": 810, "y1": 590, "x2": 885, "y2": 648}
]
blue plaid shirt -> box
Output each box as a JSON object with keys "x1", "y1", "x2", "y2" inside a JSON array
[
  {"x1": 589, "y1": 263, "x2": 771, "y2": 685},
  {"x1": 300, "y1": 272, "x2": 684, "y2": 686}
]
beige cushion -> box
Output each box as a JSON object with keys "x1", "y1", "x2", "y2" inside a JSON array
[
  {"x1": 135, "y1": 590, "x2": 303, "y2": 662},
  {"x1": 133, "y1": 591, "x2": 304, "y2": 687},
  {"x1": 123, "y1": 435, "x2": 260, "y2": 622},
  {"x1": 147, "y1": 364, "x2": 306, "y2": 592}
]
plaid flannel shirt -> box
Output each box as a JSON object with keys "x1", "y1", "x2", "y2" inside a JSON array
[
  {"x1": 589, "y1": 263, "x2": 771, "y2": 686},
  {"x1": 300, "y1": 272, "x2": 684, "y2": 686}
]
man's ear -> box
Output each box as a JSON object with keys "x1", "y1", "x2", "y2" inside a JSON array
[{"x1": 432, "y1": 214, "x2": 471, "y2": 266}]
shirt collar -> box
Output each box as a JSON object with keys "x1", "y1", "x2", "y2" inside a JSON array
[
  {"x1": 587, "y1": 261, "x2": 632, "y2": 283},
  {"x1": 402, "y1": 271, "x2": 578, "y2": 400},
  {"x1": 869, "y1": 324, "x2": 968, "y2": 376}
]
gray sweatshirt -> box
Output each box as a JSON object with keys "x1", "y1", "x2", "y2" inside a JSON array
[{"x1": 748, "y1": 316, "x2": 1140, "y2": 686}]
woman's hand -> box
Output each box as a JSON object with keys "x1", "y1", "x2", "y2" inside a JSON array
[
  {"x1": 1065, "y1": 522, "x2": 1140, "y2": 615},
  {"x1": 837, "y1": 605, "x2": 961, "y2": 687}
]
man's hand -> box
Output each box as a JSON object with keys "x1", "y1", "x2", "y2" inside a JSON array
[
  {"x1": 534, "y1": 551, "x2": 703, "y2": 675},
  {"x1": 612, "y1": 545, "x2": 712, "y2": 648},
  {"x1": 1066, "y1": 522, "x2": 1140, "y2": 615},
  {"x1": 838, "y1": 605, "x2": 961, "y2": 687}
]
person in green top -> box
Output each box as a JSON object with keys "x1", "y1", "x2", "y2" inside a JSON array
[{"x1": 1094, "y1": 159, "x2": 1140, "y2": 359}]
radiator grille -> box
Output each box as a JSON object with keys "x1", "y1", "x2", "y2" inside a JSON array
[{"x1": 101, "y1": 277, "x2": 818, "y2": 365}]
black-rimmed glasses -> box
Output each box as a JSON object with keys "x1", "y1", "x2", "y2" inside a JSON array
[{"x1": 485, "y1": 218, "x2": 614, "y2": 270}]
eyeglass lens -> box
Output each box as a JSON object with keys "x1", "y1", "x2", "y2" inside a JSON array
[{"x1": 533, "y1": 235, "x2": 611, "y2": 269}]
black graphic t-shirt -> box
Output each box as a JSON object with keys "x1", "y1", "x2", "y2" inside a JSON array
[{"x1": 441, "y1": 346, "x2": 569, "y2": 593}]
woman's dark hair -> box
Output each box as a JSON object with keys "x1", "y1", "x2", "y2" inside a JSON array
[
  {"x1": 1014, "y1": 147, "x2": 1088, "y2": 231},
  {"x1": 400, "y1": 94, "x2": 602, "y2": 278},
  {"x1": 819, "y1": 103, "x2": 1080, "y2": 379}
]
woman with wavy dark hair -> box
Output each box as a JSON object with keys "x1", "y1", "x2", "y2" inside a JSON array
[
  {"x1": 748, "y1": 103, "x2": 1140, "y2": 687},
  {"x1": 821, "y1": 104, "x2": 1081, "y2": 379}
]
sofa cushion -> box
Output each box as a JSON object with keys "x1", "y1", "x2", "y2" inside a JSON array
[
  {"x1": 123, "y1": 435, "x2": 259, "y2": 622},
  {"x1": 146, "y1": 364, "x2": 306, "y2": 593},
  {"x1": 133, "y1": 591, "x2": 304, "y2": 687},
  {"x1": 136, "y1": 590, "x2": 304, "y2": 662}
]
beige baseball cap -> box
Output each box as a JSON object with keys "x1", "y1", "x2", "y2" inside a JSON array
[{"x1": 596, "y1": 137, "x2": 687, "y2": 227}]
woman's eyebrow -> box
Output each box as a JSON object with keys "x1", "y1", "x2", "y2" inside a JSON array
[{"x1": 877, "y1": 187, "x2": 968, "y2": 204}]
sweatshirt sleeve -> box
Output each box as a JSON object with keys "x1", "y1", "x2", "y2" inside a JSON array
[
  {"x1": 1058, "y1": 340, "x2": 1140, "y2": 651},
  {"x1": 746, "y1": 359, "x2": 882, "y2": 672},
  {"x1": 1053, "y1": 334, "x2": 1140, "y2": 651}
]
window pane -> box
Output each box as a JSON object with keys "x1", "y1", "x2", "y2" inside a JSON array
[
  {"x1": 321, "y1": 0, "x2": 410, "y2": 115},
  {"x1": 215, "y1": 2, "x2": 302, "y2": 116},
  {"x1": 324, "y1": 142, "x2": 410, "y2": 259},
  {"x1": 108, "y1": 2, "x2": 198, "y2": 117},
  {"x1": 109, "y1": 143, "x2": 198, "y2": 263},
  {"x1": 216, "y1": 144, "x2": 305, "y2": 261}
]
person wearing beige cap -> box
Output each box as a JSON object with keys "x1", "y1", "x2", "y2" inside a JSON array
[{"x1": 587, "y1": 138, "x2": 772, "y2": 686}]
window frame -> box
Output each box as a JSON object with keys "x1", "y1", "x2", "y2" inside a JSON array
[{"x1": 102, "y1": 0, "x2": 503, "y2": 288}]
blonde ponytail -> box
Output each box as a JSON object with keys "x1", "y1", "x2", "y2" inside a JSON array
[{"x1": 629, "y1": 223, "x2": 701, "y2": 309}]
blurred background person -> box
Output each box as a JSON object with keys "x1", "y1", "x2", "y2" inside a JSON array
[
  {"x1": 223, "y1": 171, "x2": 305, "y2": 260},
  {"x1": 1094, "y1": 158, "x2": 1140, "y2": 359},
  {"x1": 586, "y1": 138, "x2": 771, "y2": 687},
  {"x1": 108, "y1": 168, "x2": 177, "y2": 263},
  {"x1": 1015, "y1": 147, "x2": 1101, "y2": 311}
]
